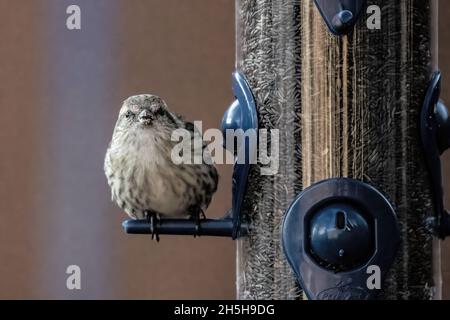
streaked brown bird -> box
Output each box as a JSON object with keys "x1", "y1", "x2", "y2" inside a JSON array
[{"x1": 104, "y1": 94, "x2": 218, "y2": 240}]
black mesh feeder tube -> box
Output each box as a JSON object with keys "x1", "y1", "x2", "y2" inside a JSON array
[
  {"x1": 122, "y1": 0, "x2": 450, "y2": 300},
  {"x1": 235, "y1": 0, "x2": 450, "y2": 300}
]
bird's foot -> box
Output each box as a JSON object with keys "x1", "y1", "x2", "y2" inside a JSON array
[
  {"x1": 145, "y1": 211, "x2": 160, "y2": 242},
  {"x1": 191, "y1": 209, "x2": 206, "y2": 238},
  {"x1": 200, "y1": 209, "x2": 206, "y2": 220},
  {"x1": 189, "y1": 214, "x2": 199, "y2": 238}
]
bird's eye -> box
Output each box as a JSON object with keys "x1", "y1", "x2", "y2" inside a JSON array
[
  {"x1": 125, "y1": 111, "x2": 134, "y2": 119},
  {"x1": 155, "y1": 107, "x2": 165, "y2": 116}
]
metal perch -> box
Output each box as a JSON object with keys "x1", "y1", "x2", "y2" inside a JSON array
[{"x1": 123, "y1": 218, "x2": 249, "y2": 238}]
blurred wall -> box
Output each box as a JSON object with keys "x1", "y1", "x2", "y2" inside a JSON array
[
  {"x1": 0, "y1": 0, "x2": 449, "y2": 299},
  {"x1": 0, "y1": 0, "x2": 235, "y2": 299},
  {"x1": 439, "y1": 0, "x2": 450, "y2": 300}
]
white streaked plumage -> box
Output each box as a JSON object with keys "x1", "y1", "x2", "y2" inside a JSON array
[{"x1": 104, "y1": 94, "x2": 218, "y2": 220}]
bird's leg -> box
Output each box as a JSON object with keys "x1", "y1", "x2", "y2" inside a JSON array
[
  {"x1": 194, "y1": 213, "x2": 201, "y2": 238},
  {"x1": 200, "y1": 209, "x2": 206, "y2": 220},
  {"x1": 145, "y1": 210, "x2": 160, "y2": 242},
  {"x1": 188, "y1": 206, "x2": 205, "y2": 238}
]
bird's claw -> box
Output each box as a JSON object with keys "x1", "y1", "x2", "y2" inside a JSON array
[
  {"x1": 193, "y1": 215, "x2": 201, "y2": 238},
  {"x1": 193, "y1": 209, "x2": 206, "y2": 238},
  {"x1": 146, "y1": 211, "x2": 160, "y2": 242}
]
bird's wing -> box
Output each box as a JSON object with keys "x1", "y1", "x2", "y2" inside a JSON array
[{"x1": 184, "y1": 121, "x2": 209, "y2": 151}]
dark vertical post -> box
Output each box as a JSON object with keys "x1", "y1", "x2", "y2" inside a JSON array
[{"x1": 236, "y1": 0, "x2": 438, "y2": 300}]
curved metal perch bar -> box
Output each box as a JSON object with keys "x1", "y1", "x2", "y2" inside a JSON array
[{"x1": 123, "y1": 218, "x2": 249, "y2": 238}]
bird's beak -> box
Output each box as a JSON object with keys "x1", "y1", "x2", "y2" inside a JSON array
[{"x1": 138, "y1": 109, "x2": 154, "y2": 125}]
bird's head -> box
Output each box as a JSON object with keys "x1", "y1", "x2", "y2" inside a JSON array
[{"x1": 115, "y1": 94, "x2": 179, "y2": 133}]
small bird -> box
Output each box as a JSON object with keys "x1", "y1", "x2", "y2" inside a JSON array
[{"x1": 104, "y1": 94, "x2": 218, "y2": 240}]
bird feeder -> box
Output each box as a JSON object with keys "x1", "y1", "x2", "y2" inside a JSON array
[{"x1": 122, "y1": 0, "x2": 450, "y2": 300}]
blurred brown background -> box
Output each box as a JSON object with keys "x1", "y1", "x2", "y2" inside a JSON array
[{"x1": 0, "y1": 0, "x2": 449, "y2": 299}]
